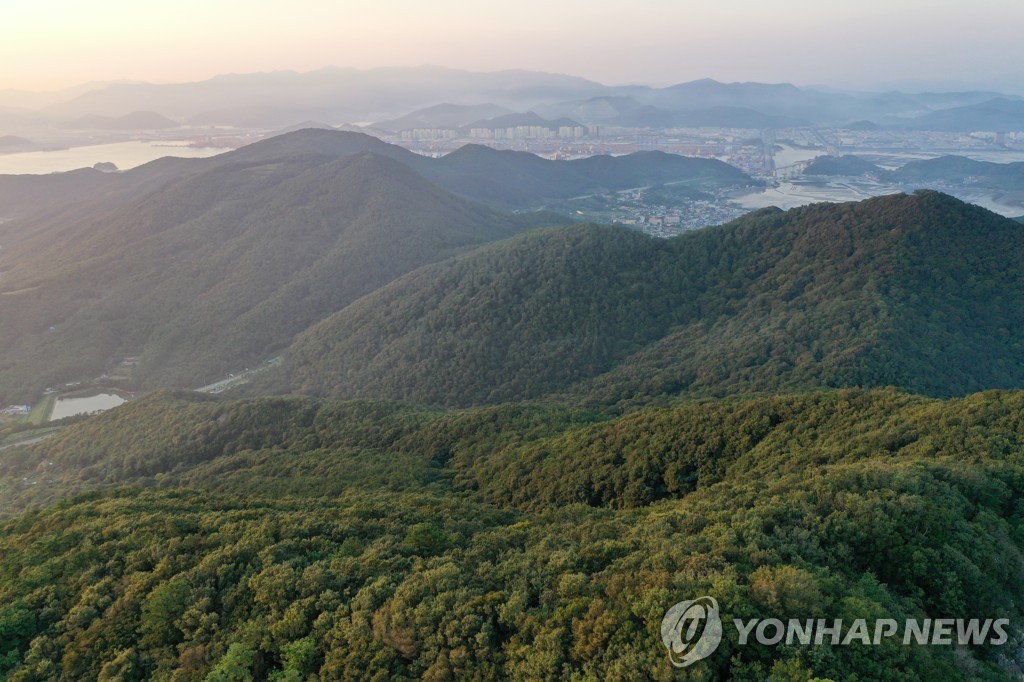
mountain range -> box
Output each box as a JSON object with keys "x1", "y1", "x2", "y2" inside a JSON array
[
  {"x1": 38, "y1": 67, "x2": 606, "y2": 128},
  {"x1": 897, "y1": 97, "x2": 1024, "y2": 132},
  {"x1": 373, "y1": 103, "x2": 513, "y2": 131},
  {"x1": 267, "y1": 191, "x2": 1024, "y2": 406},
  {"x1": 457, "y1": 111, "x2": 583, "y2": 133},
  {"x1": 64, "y1": 110, "x2": 180, "y2": 130},
  {"x1": 0, "y1": 130, "x2": 752, "y2": 402},
  {"x1": 4, "y1": 67, "x2": 1020, "y2": 131},
  {"x1": 3, "y1": 117, "x2": 1024, "y2": 680},
  {"x1": 4, "y1": 129, "x2": 1022, "y2": 413}
]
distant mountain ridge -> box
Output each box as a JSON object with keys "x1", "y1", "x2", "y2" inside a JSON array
[
  {"x1": 0, "y1": 135, "x2": 32, "y2": 148},
  {"x1": 42, "y1": 67, "x2": 608, "y2": 127},
  {"x1": 374, "y1": 103, "x2": 512, "y2": 131},
  {"x1": 65, "y1": 110, "x2": 180, "y2": 130},
  {"x1": 460, "y1": 110, "x2": 583, "y2": 131},
  {"x1": 22, "y1": 66, "x2": 1022, "y2": 129},
  {"x1": 887, "y1": 154, "x2": 1024, "y2": 189},
  {"x1": 212, "y1": 129, "x2": 754, "y2": 208},
  {"x1": 902, "y1": 97, "x2": 1024, "y2": 132}
]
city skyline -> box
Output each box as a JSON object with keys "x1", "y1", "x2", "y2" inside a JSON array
[{"x1": 3, "y1": 0, "x2": 1023, "y2": 95}]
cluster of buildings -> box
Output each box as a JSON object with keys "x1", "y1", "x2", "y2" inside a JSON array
[
  {"x1": 1, "y1": 404, "x2": 30, "y2": 416},
  {"x1": 397, "y1": 125, "x2": 590, "y2": 144},
  {"x1": 398, "y1": 129, "x2": 460, "y2": 141},
  {"x1": 614, "y1": 198, "x2": 748, "y2": 236},
  {"x1": 816, "y1": 128, "x2": 1024, "y2": 164},
  {"x1": 468, "y1": 125, "x2": 588, "y2": 140},
  {"x1": 560, "y1": 186, "x2": 751, "y2": 237}
]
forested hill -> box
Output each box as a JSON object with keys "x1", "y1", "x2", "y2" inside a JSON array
[
  {"x1": 0, "y1": 129, "x2": 755, "y2": 403},
  {"x1": 229, "y1": 129, "x2": 756, "y2": 208},
  {"x1": 886, "y1": 154, "x2": 1024, "y2": 191},
  {"x1": 0, "y1": 152, "x2": 558, "y2": 402},
  {"x1": 1, "y1": 388, "x2": 1022, "y2": 679},
  {"x1": 0, "y1": 155, "x2": 202, "y2": 220},
  {"x1": 424, "y1": 144, "x2": 752, "y2": 208},
  {"x1": 0, "y1": 129, "x2": 753, "y2": 223},
  {"x1": 803, "y1": 154, "x2": 880, "y2": 176},
  {"x1": 270, "y1": 191, "x2": 1024, "y2": 406}
]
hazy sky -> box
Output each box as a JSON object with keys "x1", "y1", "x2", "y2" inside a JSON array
[{"x1": 3, "y1": 0, "x2": 1023, "y2": 92}]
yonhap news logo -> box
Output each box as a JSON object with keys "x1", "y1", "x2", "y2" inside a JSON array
[
  {"x1": 660, "y1": 596, "x2": 723, "y2": 668},
  {"x1": 661, "y1": 595, "x2": 1012, "y2": 668}
]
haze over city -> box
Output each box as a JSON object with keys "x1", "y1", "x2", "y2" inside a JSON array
[{"x1": 4, "y1": 0, "x2": 1024, "y2": 93}]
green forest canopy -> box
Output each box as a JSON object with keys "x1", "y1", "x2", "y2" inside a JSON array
[
  {"x1": 273, "y1": 191, "x2": 1024, "y2": 407},
  {"x1": 1, "y1": 387, "x2": 1023, "y2": 680}
]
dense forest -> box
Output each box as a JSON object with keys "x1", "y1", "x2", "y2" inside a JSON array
[
  {"x1": 270, "y1": 191, "x2": 1024, "y2": 406},
  {"x1": 1, "y1": 387, "x2": 1023, "y2": 679}
]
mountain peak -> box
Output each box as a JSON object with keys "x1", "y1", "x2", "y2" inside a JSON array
[{"x1": 223, "y1": 129, "x2": 418, "y2": 166}]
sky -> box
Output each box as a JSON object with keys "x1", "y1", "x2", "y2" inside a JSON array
[{"x1": 3, "y1": 0, "x2": 1023, "y2": 93}]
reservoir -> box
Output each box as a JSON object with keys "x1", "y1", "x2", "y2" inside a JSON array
[{"x1": 50, "y1": 392, "x2": 129, "y2": 421}]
